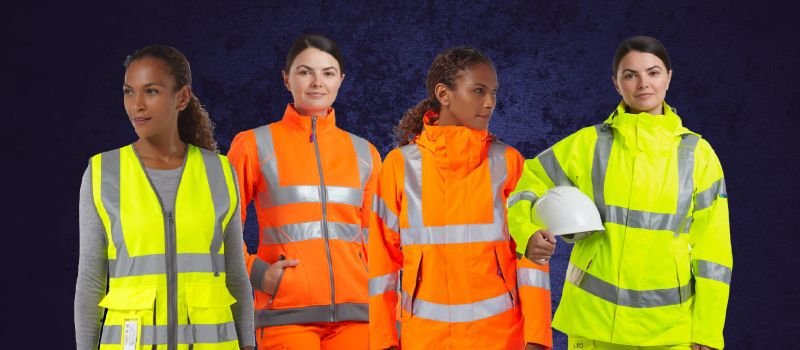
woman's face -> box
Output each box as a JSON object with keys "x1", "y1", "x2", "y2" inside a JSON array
[
  {"x1": 123, "y1": 57, "x2": 189, "y2": 139},
  {"x1": 436, "y1": 63, "x2": 498, "y2": 130},
  {"x1": 613, "y1": 50, "x2": 672, "y2": 115},
  {"x1": 283, "y1": 48, "x2": 344, "y2": 117}
]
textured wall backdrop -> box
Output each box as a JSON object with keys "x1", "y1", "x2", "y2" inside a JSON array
[{"x1": 8, "y1": 1, "x2": 799, "y2": 348}]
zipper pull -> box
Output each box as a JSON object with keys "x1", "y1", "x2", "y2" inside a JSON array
[{"x1": 310, "y1": 115, "x2": 317, "y2": 143}]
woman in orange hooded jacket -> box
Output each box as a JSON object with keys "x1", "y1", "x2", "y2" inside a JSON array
[
  {"x1": 368, "y1": 47, "x2": 552, "y2": 350},
  {"x1": 227, "y1": 34, "x2": 381, "y2": 350}
]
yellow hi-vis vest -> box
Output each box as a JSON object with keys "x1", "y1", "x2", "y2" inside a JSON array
[
  {"x1": 91, "y1": 144, "x2": 241, "y2": 350},
  {"x1": 508, "y1": 102, "x2": 731, "y2": 349}
]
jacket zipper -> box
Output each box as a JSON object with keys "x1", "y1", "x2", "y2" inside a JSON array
[{"x1": 311, "y1": 115, "x2": 337, "y2": 322}]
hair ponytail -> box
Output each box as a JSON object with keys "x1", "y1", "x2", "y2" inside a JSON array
[
  {"x1": 395, "y1": 96, "x2": 437, "y2": 146},
  {"x1": 178, "y1": 94, "x2": 217, "y2": 152}
]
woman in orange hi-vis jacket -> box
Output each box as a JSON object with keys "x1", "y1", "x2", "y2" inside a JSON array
[
  {"x1": 368, "y1": 47, "x2": 552, "y2": 350},
  {"x1": 227, "y1": 34, "x2": 381, "y2": 350}
]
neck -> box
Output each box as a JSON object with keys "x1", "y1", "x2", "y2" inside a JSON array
[
  {"x1": 134, "y1": 132, "x2": 186, "y2": 169},
  {"x1": 437, "y1": 109, "x2": 460, "y2": 127},
  {"x1": 294, "y1": 105, "x2": 329, "y2": 118}
]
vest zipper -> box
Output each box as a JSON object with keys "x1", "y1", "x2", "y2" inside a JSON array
[{"x1": 311, "y1": 115, "x2": 337, "y2": 322}]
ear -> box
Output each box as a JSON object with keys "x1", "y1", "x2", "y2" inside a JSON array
[
  {"x1": 611, "y1": 76, "x2": 621, "y2": 95},
  {"x1": 340, "y1": 73, "x2": 345, "y2": 83},
  {"x1": 176, "y1": 86, "x2": 192, "y2": 111},
  {"x1": 434, "y1": 83, "x2": 450, "y2": 107},
  {"x1": 665, "y1": 69, "x2": 673, "y2": 91},
  {"x1": 282, "y1": 70, "x2": 290, "y2": 91}
]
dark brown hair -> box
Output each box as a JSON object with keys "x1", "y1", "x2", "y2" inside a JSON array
[
  {"x1": 124, "y1": 45, "x2": 218, "y2": 152},
  {"x1": 284, "y1": 34, "x2": 344, "y2": 74},
  {"x1": 612, "y1": 35, "x2": 672, "y2": 77},
  {"x1": 395, "y1": 47, "x2": 494, "y2": 146}
]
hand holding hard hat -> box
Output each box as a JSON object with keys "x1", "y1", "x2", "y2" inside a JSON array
[{"x1": 533, "y1": 186, "x2": 605, "y2": 242}]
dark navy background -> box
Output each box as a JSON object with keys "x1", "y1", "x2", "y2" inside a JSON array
[{"x1": 8, "y1": 1, "x2": 798, "y2": 348}]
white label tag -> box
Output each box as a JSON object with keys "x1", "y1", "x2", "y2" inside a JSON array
[{"x1": 123, "y1": 319, "x2": 138, "y2": 350}]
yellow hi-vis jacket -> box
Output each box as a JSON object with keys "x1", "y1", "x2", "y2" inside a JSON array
[
  {"x1": 508, "y1": 102, "x2": 731, "y2": 349},
  {"x1": 90, "y1": 144, "x2": 241, "y2": 350}
]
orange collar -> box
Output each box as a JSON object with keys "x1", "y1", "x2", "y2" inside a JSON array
[
  {"x1": 280, "y1": 103, "x2": 337, "y2": 133},
  {"x1": 416, "y1": 110, "x2": 492, "y2": 174}
]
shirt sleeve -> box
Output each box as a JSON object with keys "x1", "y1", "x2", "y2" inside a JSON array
[{"x1": 224, "y1": 171, "x2": 256, "y2": 348}]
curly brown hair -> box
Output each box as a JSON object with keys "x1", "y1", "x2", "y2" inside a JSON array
[
  {"x1": 124, "y1": 45, "x2": 218, "y2": 152},
  {"x1": 395, "y1": 47, "x2": 495, "y2": 146}
]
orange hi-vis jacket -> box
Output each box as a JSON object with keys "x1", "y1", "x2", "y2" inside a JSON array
[
  {"x1": 368, "y1": 112, "x2": 552, "y2": 350},
  {"x1": 227, "y1": 104, "x2": 381, "y2": 328}
]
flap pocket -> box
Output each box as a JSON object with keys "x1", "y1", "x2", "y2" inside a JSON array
[
  {"x1": 186, "y1": 283, "x2": 237, "y2": 308},
  {"x1": 400, "y1": 249, "x2": 423, "y2": 322},
  {"x1": 494, "y1": 245, "x2": 517, "y2": 303},
  {"x1": 99, "y1": 287, "x2": 157, "y2": 310}
]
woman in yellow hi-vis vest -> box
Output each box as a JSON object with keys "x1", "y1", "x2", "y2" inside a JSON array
[
  {"x1": 75, "y1": 45, "x2": 255, "y2": 350},
  {"x1": 508, "y1": 36, "x2": 731, "y2": 350}
]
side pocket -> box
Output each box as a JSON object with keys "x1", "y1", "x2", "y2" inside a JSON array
[
  {"x1": 185, "y1": 284, "x2": 239, "y2": 349},
  {"x1": 399, "y1": 249, "x2": 423, "y2": 322},
  {"x1": 268, "y1": 256, "x2": 287, "y2": 306},
  {"x1": 671, "y1": 237, "x2": 693, "y2": 303},
  {"x1": 98, "y1": 287, "x2": 157, "y2": 348},
  {"x1": 494, "y1": 245, "x2": 517, "y2": 304}
]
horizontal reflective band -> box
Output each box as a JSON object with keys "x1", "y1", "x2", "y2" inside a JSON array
[
  {"x1": 538, "y1": 147, "x2": 574, "y2": 186},
  {"x1": 695, "y1": 178, "x2": 727, "y2": 212},
  {"x1": 401, "y1": 223, "x2": 506, "y2": 246},
  {"x1": 567, "y1": 263, "x2": 692, "y2": 308},
  {"x1": 369, "y1": 272, "x2": 399, "y2": 296},
  {"x1": 100, "y1": 322, "x2": 236, "y2": 344},
  {"x1": 400, "y1": 290, "x2": 513, "y2": 323},
  {"x1": 694, "y1": 259, "x2": 732, "y2": 284},
  {"x1": 264, "y1": 185, "x2": 363, "y2": 207},
  {"x1": 108, "y1": 253, "x2": 225, "y2": 278},
  {"x1": 254, "y1": 303, "x2": 368, "y2": 327},
  {"x1": 605, "y1": 205, "x2": 685, "y2": 232},
  {"x1": 517, "y1": 267, "x2": 551, "y2": 290},
  {"x1": 507, "y1": 191, "x2": 538, "y2": 208},
  {"x1": 373, "y1": 194, "x2": 400, "y2": 233},
  {"x1": 262, "y1": 221, "x2": 361, "y2": 244}
]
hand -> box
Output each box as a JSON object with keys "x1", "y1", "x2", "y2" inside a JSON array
[
  {"x1": 241, "y1": 347, "x2": 254, "y2": 350},
  {"x1": 524, "y1": 343, "x2": 547, "y2": 350},
  {"x1": 261, "y1": 258, "x2": 299, "y2": 292},
  {"x1": 692, "y1": 344, "x2": 715, "y2": 350},
  {"x1": 526, "y1": 229, "x2": 556, "y2": 265}
]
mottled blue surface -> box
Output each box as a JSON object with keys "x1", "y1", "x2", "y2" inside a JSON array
[{"x1": 8, "y1": 1, "x2": 798, "y2": 348}]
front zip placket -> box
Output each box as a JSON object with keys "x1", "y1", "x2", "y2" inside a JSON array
[{"x1": 311, "y1": 115, "x2": 337, "y2": 322}]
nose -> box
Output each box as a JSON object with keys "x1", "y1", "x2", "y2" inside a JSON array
[
  {"x1": 132, "y1": 92, "x2": 146, "y2": 111},
  {"x1": 484, "y1": 93, "x2": 496, "y2": 109},
  {"x1": 638, "y1": 76, "x2": 650, "y2": 90},
  {"x1": 311, "y1": 73, "x2": 323, "y2": 88}
]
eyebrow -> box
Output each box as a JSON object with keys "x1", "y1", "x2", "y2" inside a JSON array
[
  {"x1": 472, "y1": 83, "x2": 499, "y2": 89},
  {"x1": 621, "y1": 65, "x2": 662, "y2": 74},
  {"x1": 296, "y1": 65, "x2": 339, "y2": 72},
  {"x1": 123, "y1": 82, "x2": 165, "y2": 88}
]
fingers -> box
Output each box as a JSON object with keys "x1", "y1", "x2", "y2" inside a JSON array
[
  {"x1": 542, "y1": 230, "x2": 557, "y2": 244},
  {"x1": 273, "y1": 259, "x2": 299, "y2": 269}
]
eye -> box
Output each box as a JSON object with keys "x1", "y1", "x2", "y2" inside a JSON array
[
  {"x1": 474, "y1": 88, "x2": 484, "y2": 94},
  {"x1": 123, "y1": 88, "x2": 133, "y2": 96},
  {"x1": 298, "y1": 70, "x2": 310, "y2": 76},
  {"x1": 649, "y1": 71, "x2": 660, "y2": 76},
  {"x1": 324, "y1": 71, "x2": 336, "y2": 77},
  {"x1": 623, "y1": 73, "x2": 635, "y2": 80},
  {"x1": 146, "y1": 88, "x2": 159, "y2": 95}
]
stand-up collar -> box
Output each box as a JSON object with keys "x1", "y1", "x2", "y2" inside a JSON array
[
  {"x1": 603, "y1": 101, "x2": 696, "y2": 152},
  {"x1": 280, "y1": 103, "x2": 337, "y2": 133},
  {"x1": 415, "y1": 110, "x2": 492, "y2": 174}
]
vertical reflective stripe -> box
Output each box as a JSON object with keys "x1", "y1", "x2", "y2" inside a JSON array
[
  {"x1": 517, "y1": 267, "x2": 551, "y2": 290},
  {"x1": 695, "y1": 178, "x2": 727, "y2": 212},
  {"x1": 488, "y1": 143, "x2": 509, "y2": 242},
  {"x1": 400, "y1": 144, "x2": 424, "y2": 228},
  {"x1": 369, "y1": 271, "x2": 399, "y2": 296},
  {"x1": 373, "y1": 194, "x2": 400, "y2": 233},
  {"x1": 362, "y1": 228, "x2": 369, "y2": 244},
  {"x1": 675, "y1": 135, "x2": 699, "y2": 234},
  {"x1": 592, "y1": 124, "x2": 613, "y2": 220},
  {"x1": 100, "y1": 149, "x2": 127, "y2": 262},
  {"x1": 507, "y1": 191, "x2": 538, "y2": 208},
  {"x1": 538, "y1": 147, "x2": 574, "y2": 186},
  {"x1": 400, "y1": 290, "x2": 513, "y2": 323},
  {"x1": 694, "y1": 259, "x2": 732, "y2": 284},
  {"x1": 254, "y1": 125, "x2": 279, "y2": 189},
  {"x1": 350, "y1": 134, "x2": 373, "y2": 190},
  {"x1": 199, "y1": 149, "x2": 229, "y2": 277}
]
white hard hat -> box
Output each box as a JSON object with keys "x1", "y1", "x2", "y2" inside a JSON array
[{"x1": 533, "y1": 186, "x2": 605, "y2": 236}]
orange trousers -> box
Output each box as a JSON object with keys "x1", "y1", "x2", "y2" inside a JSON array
[{"x1": 257, "y1": 321, "x2": 369, "y2": 350}]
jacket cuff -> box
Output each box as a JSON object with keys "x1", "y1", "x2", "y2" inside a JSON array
[{"x1": 249, "y1": 257, "x2": 269, "y2": 292}]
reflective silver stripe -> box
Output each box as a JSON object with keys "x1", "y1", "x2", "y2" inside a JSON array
[
  {"x1": 695, "y1": 178, "x2": 727, "y2": 212},
  {"x1": 199, "y1": 148, "x2": 231, "y2": 275},
  {"x1": 262, "y1": 221, "x2": 361, "y2": 244},
  {"x1": 350, "y1": 134, "x2": 373, "y2": 189},
  {"x1": 108, "y1": 254, "x2": 226, "y2": 277},
  {"x1": 373, "y1": 194, "x2": 400, "y2": 233},
  {"x1": 517, "y1": 267, "x2": 551, "y2": 290},
  {"x1": 400, "y1": 290, "x2": 513, "y2": 323},
  {"x1": 566, "y1": 263, "x2": 692, "y2": 308},
  {"x1": 369, "y1": 271, "x2": 399, "y2": 296},
  {"x1": 538, "y1": 147, "x2": 574, "y2": 186},
  {"x1": 100, "y1": 322, "x2": 237, "y2": 344},
  {"x1": 100, "y1": 149, "x2": 127, "y2": 261},
  {"x1": 362, "y1": 228, "x2": 369, "y2": 244},
  {"x1": 605, "y1": 205, "x2": 685, "y2": 232},
  {"x1": 400, "y1": 143, "x2": 509, "y2": 246},
  {"x1": 694, "y1": 259, "x2": 731, "y2": 284},
  {"x1": 253, "y1": 125, "x2": 364, "y2": 208},
  {"x1": 507, "y1": 190, "x2": 538, "y2": 208},
  {"x1": 254, "y1": 303, "x2": 368, "y2": 327},
  {"x1": 592, "y1": 124, "x2": 614, "y2": 220},
  {"x1": 675, "y1": 135, "x2": 699, "y2": 234}
]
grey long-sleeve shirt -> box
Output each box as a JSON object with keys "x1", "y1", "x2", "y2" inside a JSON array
[{"x1": 74, "y1": 164, "x2": 255, "y2": 349}]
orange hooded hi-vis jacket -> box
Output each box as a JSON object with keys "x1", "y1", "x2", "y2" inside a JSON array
[
  {"x1": 228, "y1": 104, "x2": 381, "y2": 328},
  {"x1": 368, "y1": 113, "x2": 552, "y2": 350}
]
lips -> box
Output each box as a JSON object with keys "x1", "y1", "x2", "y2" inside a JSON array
[
  {"x1": 306, "y1": 92, "x2": 326, "y2": 98},
  {"x1": 131, "y1": 116, "x2": 151, "y2": 125}
]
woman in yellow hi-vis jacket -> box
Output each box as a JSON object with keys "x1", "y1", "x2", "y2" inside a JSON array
[
  {"x1": 508, "y1": 36, "x2": 731, "y2": 350},
  {"x1": 75, "y1": 45, "x2": 254, "y2": 350}
]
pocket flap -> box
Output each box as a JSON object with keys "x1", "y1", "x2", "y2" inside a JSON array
[
  {"x1": 99, "y1": 287, "x2": 157, "y2": 310},
  {"x1": 186, "y1": 283, "x2": 237, "y2": 308}
]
